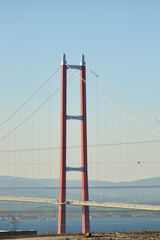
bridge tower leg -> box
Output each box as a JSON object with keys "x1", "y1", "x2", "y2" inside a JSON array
[
  {"x1": 58, "y1": 54, "x2": 67, "y2": 234},
  {"x1": 80, "y1": 55, "x2": 90, "y2": 233}
]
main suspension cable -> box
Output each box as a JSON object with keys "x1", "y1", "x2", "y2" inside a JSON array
[
  {"x1": 86, "y1": 65, "x2": 160, "y2": 124},
  {"x1": 66, "y1": 64, "x2": 160, "y2": 138},
  {"x1": 0, "y1": 66, "x2": 61, "y2": 128},
  {"x1": 0, "y1": 71, "x2": 76, "y2": 143}
]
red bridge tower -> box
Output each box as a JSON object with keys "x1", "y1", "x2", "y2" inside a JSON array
[{"x1": 58, "y1": 54, "x2": 90, "y2": 234}]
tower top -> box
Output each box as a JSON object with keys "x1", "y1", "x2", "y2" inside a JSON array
[
  {"x1": 80, "y1": 54, "x2": 85, "y2": 66},
  {"x1": 61, "y1": 53, "x2": 66, "y2": 65}
]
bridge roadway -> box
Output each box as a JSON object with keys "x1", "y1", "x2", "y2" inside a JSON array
[{"x1": 0, "y1": 196, "x2": 159, "y2": 211}]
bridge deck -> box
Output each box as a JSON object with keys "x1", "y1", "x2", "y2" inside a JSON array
[{"x1": 0, "y1": 197, "x2": 159, "y2": 211}]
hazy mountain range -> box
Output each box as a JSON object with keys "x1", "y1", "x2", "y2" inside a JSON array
[
  {"x1": 0, "y1": 176, "x2": 159, "y2": 204},
  {"x1": 0, "y1": 175, "x2": 160, "y2": 187}
]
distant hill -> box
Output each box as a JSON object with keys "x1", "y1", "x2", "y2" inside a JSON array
[
  {"x1": 0, "y1": 175, "x2": 159, "y2": 187},
  {"x1": 0, "y1": 175, "x2": 59, "y2": 188},
  {"x1": 89, "y1": 177, "x2": 160, "y2": 187}
]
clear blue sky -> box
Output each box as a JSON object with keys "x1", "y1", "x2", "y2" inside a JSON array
[
  {"x1": 0, "y1": 0, "x2": 159, "y2": 181},
  {"x1": 0, "y1": 0, "x2": 159, "y2": 115}
]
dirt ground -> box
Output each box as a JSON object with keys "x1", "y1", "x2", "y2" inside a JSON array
[{"x1": 1, "y1": 231, "x2": 160, "y2": 240}]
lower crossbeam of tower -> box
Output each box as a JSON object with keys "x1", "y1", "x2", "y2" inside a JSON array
[{"x1": 66, "y1": 167, "x2": 84, "y2": 172}]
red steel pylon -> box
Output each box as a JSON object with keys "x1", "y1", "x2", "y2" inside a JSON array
[{"x1": 58, "y1": 54, "x2": 90, "y2": 234}]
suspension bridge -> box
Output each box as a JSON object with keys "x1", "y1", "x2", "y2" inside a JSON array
[{"x1": 0, "y1": 54, "x2": 159, "y2": 234}]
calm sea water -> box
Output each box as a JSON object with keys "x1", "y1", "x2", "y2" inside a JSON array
[{"x1": 0, "y1": 218, "x2": 160, "y2": 234}]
